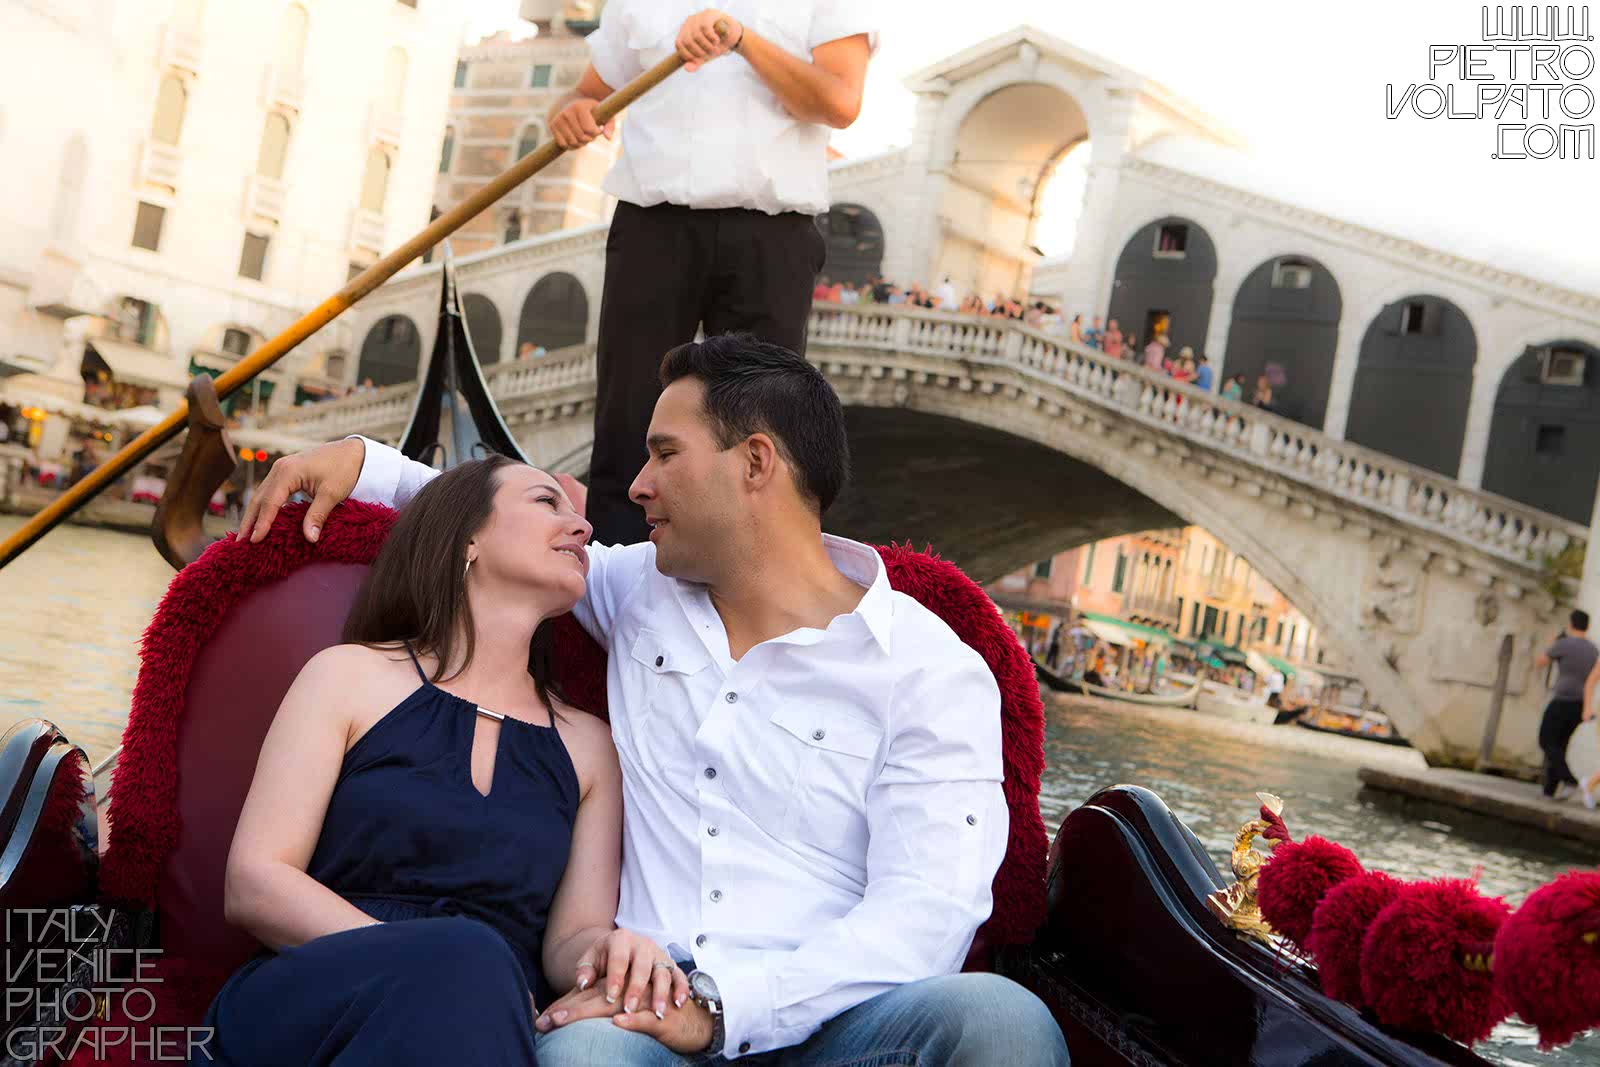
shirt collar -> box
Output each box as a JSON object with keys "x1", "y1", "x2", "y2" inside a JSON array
[{"x1": 821, "y1": 533, "x2": 894, "y2": 655}]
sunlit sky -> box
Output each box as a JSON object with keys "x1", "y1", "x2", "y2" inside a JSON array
[{"x1": 465, "y1": 0, "x2": 1598, "y2": 292}]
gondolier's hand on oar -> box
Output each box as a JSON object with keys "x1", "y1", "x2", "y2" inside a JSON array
[{"x1": 238, "y1": 438, "x2": 365, "y2": 544}]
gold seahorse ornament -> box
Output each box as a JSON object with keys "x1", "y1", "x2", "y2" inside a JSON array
[{"x1": 1204, "y1": 792, "x2": 1284, "y2": 946}]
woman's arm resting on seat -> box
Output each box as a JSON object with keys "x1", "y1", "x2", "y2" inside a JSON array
[
  {"x1": 223, "y1": 647, "x2": 385, "y2": 948},
  {"x1": 540, "y1": 712, "x2": 623, "y2": 992}
]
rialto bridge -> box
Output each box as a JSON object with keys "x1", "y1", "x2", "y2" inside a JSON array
[{"x1": 253, "y1": 26, "x2": 1600, "y2": 772}]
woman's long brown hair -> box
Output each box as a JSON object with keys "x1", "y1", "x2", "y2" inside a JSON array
[{"x1": 342, "y1": 455, "x2": 562, "y2": 713}]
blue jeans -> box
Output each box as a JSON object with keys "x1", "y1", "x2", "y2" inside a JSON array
[{"x1": 534, "y1": 972, "x2": 1068, "y2": 1066}]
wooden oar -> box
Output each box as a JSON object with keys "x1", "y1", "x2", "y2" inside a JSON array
[{"x1": 0, "y1": 23, "x2": 725, "y2": 571}]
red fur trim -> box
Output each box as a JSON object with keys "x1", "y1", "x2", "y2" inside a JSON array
[
  {"x1": 98, "y1": 501, "x2": 397, "y2": 909},
  {"x1": 1493, "y1": 869, "x2": 1600, "y2": 1050},
  {"x1": 1306, "y1": 870, "x2": 1403, "y2": 1006},
  {"x1": 1360, "y1": 877, "x2": 1512, "y2": 1045},
  {"x1": 875, "y1": 543, "x2": 1049, "y2": 947},
  {"x1": 1257, "y1": 835, "x2": 1363, "y2": 950}
]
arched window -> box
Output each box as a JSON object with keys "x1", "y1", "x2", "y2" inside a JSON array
[
  {"x1": 815, "y1": 203, "x2": 884, "y2": 286},
  {"x1": 517, "y1": 272, "x2": 588, "y2": 352},
  {"x1": 256, "y1": 113, "x2": 291, "y2": 180},
  {"x1": 381, "y1": 47, "x2": 408, "y2": 112},
  {"x1": 357, "y1": 314, "x2": 421, "y2": 386},
  {"x1": 152, "y1": 75, "x2": 187, "y2": 145},
  {"x1": 359, "y1": 147, "x2": 391, "y2": 213},
  {"x1": 51, "y1": 134, "x2": 88, "y2": 243},
  {"x1": 515, "y1": 123, "x2": 540, "y2": 160},
  {"x1": 439, "y1": 126, "x2": 455, "y2": 174},
  {"x1": 276, "y1": 3, "x2": 309, "y2": 73}
]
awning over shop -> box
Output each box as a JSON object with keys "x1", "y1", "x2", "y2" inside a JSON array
[
  {"x1": 88, "y1": 338, "x2": 190, "y2": 391},
  {"x1": 1266, "y1": 655, "x2": 1297, "y2": 678},
  {"x1": 0, "y1": 354, "x2": 55, "y2": 380},
  {"x1": 0, "y1": 384, "x2": 118, "y2": 425},
  {"x1": 1081, "y1": 617, "x2": 1133, "y2": 647},
  {"x1": 1180, "y1": 637, "x2": 1247, "y2": 666},
  {"x1": 1080, "y1": 612, "x2": 1173, "y2": 648}
]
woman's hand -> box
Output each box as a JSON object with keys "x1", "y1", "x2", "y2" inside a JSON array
[{"x1": 536, "y1": 929, "x2": 687, "y2": 1030}]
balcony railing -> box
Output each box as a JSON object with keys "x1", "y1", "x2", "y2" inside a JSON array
[
  {"x1": 159, "y1": 22, "x2": 203, "y2": 73},
  {"x1": 139, "y1": 140, "x2": 182, "y2": 189},
  {"x1": 244, "y1": 175, "x2": 287, "y2": 224},
  {"x1": 350, "y1": 209, "x2": 386, "y2": 254},
  {"x1": 369, "y1": 106, "x2": 404, "y2": 147},
  {"x1": 261, "y1": 64, "x2": 306, "y2": 112}
]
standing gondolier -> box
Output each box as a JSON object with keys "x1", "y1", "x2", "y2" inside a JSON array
[{"x1": 547, "y1": 2, "x2": 877, "y2": 546}]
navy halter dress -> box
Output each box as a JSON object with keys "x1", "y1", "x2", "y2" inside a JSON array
[{"x1": 193, "y1": 645, "x2": 580, "y2": 1066}]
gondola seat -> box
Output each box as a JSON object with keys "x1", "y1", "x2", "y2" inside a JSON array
[{"x1": 65, "y1": 501, "x2": 1046, "y2": 1065}]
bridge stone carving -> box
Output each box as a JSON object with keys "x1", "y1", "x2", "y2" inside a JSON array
[{"x1": 266, "y1": 303, "x2": 1585, "y2": 771}]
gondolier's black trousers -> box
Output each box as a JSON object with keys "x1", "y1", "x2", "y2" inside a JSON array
[
  {"x1": 1539, "y1": 696, "x2": 1584, "y2": 796},
  {"x1": 588, "y1": 200, "x2": 825, "y2": 546}
]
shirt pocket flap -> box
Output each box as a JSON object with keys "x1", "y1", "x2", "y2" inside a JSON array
[
  {"x1": 770, "y1": 704, "x2": 881, "y2": 760},
  {"x1": 629, "y1": 628, "x2": 710, "y2": 676}
]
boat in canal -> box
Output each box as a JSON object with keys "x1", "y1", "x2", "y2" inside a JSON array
[{"x1": 4, "y1": 262, "x2": 1549, "y2": 1067}]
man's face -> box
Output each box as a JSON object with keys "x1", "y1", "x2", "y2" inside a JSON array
[{"x1": 629, "y1": 378, "x2": 743, "y2": 581}]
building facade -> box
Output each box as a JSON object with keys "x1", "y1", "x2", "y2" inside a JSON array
[{"x1": 0, "y1": 0, "x2": 461, "y2": 462}]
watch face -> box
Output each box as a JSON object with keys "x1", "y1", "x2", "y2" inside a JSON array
[{"x1": 690, "y1": 970, "x2": 720, "y2": 1003}]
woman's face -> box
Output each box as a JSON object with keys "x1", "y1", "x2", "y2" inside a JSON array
[{"x1": 468, "y1": 464, "x2": 591, "y2": 612}]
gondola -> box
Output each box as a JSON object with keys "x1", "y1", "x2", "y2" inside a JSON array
[{"x1": 8, "y1": 262, "x2": 1575, "y2": 1067}]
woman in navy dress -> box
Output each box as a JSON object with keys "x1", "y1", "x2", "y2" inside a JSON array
[{"x1": 193, "y1": 456, "x2": 684, "y2": 1065}]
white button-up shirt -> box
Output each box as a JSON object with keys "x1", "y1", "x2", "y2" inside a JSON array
[
  {"x1": 586, "y1": 0, "x2": 879, "y2": 216},
  {"x1": 350, "y1": 439, "x2": 1008, "y2": 1059}
]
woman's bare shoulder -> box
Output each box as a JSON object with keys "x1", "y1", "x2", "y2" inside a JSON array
[{"x1": 554, "y1": 703, "x2": 618, "y2": 793}]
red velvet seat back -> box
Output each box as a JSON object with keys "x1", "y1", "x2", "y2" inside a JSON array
[{"x1": 161, "y1": 563, "x2": 371, "y2": 972}]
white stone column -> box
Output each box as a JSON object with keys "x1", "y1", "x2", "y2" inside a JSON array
[
  {"x1": 1579, "y1": 474, "x2": 1600, "y2": 616},
  {"x1": 1321, "y1": 324, "x2": 1364, "y2": 439},
  {"x1": 1455, "y1": 368, "x2": 1500, "y2": 488},
  {"x1": 1054, "y1": 92, "x2": 1133, "y2": 320}
]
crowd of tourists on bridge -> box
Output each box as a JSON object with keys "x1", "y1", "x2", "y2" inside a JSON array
[{"x1": 812, "y1": 278, "x2": 1286, "y2": 413}]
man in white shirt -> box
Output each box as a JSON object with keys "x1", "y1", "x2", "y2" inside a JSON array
[
  {"x1": 546, "y1": 2, "x2": 875, "y2": 549},
  {"x1": 237, "y1": 335, "x2": 1067, "y2": 1064}
]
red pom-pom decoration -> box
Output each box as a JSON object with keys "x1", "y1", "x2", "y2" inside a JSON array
[
  {"x1": 1360, "y1": 878, "x2": 1512, "y2": 1045},
  {"x1": 1257, "y1": 835, "x2": 1364, "y2": 950},
  {"x1": 1493, "y1": 869, "x2": 1600, "y2": 1050},
  {"x1": 1305, "y1": 870, "x2": 1403, "y2": 1006}
]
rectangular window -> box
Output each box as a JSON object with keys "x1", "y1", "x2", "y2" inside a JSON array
[
  {"x1": 221, "y1": 328, "x2": 251, "y2": 356},
  {"x1": 1032, "y1": 557, "x2": 1052, "y2": 580},
  {"x1": 1400, "y1": 301, "x2": 1427, "y2": 334},
  {"x1": 1111, "y1": 551, "x2": 1127, "y2": 593},
  {"x1": 1082, "y1": 544, "x2": 1097, "y2": 585},
  {"x1": 1202, "y1": 605, "x2": 1219, "y2": 638},
  {"x1": 131, "y1": 201, "x2": 165, "y2": 251},
  {"x1": 454, "y1": 60, "x2": 468, "y2": 88},
  {"x1": 1287, "y1": 623, "x2": 1298, "y2": 651},
  {"x1": 1272, "y1": 260, "x2": 1313, "y2": 289},
  {"x1": 238, "y1": 232, "x2": 269, "y2": 281},
  {"x1": 1540, "y1": 347, "x2": 1587, "y2": 387},
  {"x1": 1176, "y1": 597, "x2": 1184, "y2": 627},
  {"x1": 1235, "y1": 615, "x2": 1245, "y2": 645},
  {"x1": 530, "y1": 63, "x2": 552, "y2": 88},
  {"x1": 1275, "y1": 620, "x2": 1284, "y2": 645},
  {"x1": 1154, "y1": 223, "x2": 1188, "y2": 256},
  {"x1": 1190, "y1": 602, "x2": 1201, "y2": 636},
  {"x1": 1536, "y1": 424, "x2": 1566, "y2": 456}
]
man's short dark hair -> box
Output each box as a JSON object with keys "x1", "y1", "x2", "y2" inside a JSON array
[
  {"x1": 1572, "y1": 609, "x2": 1590, "y2": 632},
  {"x1": 1196, "y1": 354, "x2": 1208, "y2": 364},
  {"x1": 659, "y1": 334, "x2": 850, "y2": 514}
]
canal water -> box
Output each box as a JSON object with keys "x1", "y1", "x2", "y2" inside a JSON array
[{"x1": 1, "y1": 516, "x2": 1596, "y2": 1064}]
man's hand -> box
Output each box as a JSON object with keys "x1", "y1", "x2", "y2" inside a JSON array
[
  {"x1": 238, "y1": 437, "x2": 364, "y2": 544},
  {"x1": 549, "y1": 97, "x2": 616, "y2": 150},
  {"x1": 676, "y1": 10, "x2": 740, "y2": 72},
  {"x1": 612, "y1": 995, "x2": 714, "y2": 1054},
  {"x1": 537, "y1": 928, "x2": 687, "y2": 1031}
]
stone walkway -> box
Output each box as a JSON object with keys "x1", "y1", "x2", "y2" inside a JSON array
[{"x1": 1358, "y1": 765, "x2": 1600, "y2": 845}]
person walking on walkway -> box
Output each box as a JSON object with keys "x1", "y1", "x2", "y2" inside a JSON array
[
  {"x1": 547, "y1": 3, "x2": 876, "y2": 545},
  {"x1": 1534, "y1": 609, "x2": 1598, "y2": 800}
]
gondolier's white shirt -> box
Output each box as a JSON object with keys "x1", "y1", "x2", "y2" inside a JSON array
[
  {"x1": 585, "y1": 0, "x2": 879, "y2": 216},
  {"x1": 350, "y1": 438, "x2": 1008, "y2": 1059}
]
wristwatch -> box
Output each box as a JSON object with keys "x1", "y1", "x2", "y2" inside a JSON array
[{"x1": 686, "y1": 968, "x2": 725, "y2": 1055}]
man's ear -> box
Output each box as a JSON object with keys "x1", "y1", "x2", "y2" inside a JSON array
[{"x1": 742, "y1": 433, "x2": 780, "y2": 492}]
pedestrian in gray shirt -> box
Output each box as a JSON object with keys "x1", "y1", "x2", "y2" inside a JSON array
[{"x1": 1534, "y1": 609, "x2": 1598, "y2": 799}]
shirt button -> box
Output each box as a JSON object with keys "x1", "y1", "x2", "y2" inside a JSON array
[
  {"x1": 707, "y1": 826, "x2": 719, "y2": 837},
  {"x1": 740, "y1": 1042, "x2": 752, "y2": 1054},
  {"x1": 695, "y1": 934, "x2": 708, "y2": 948},
  {"x1": 967, "y1": 814, "x2": 978, "y2": 825},
  {"x1": 655, "y1": 655, "x2": 664, "y2": 667},
  {"x1": 704, "y1": 767, "x2": 717, "y2": 780},
  {"x1": 709, "y1": 889, "x2": 723, "y2": 902},
  {"x1": 812, "y1": 728, "x2": 826, "y2": 741},
  {"x1": 725, "y1": 692, "x2": 739, "y2": 703}
]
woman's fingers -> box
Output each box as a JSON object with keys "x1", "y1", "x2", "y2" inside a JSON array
[
  {"x1": 672, "y1": 965, "x2": 690, "y2": 1010},
  {"x1": 572, "y1": 938, "x2": 600, "y2": 992},
  {"x1": 603, "y1": 936, "x2": 632, "y2": 1003},
  {"x1": 621, "y1": 950, "x2": 655, "y2": 1015}
]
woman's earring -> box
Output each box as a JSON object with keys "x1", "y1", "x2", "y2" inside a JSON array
[{"x1": 463, "y1": 556, "x2": 474, "y2": 582}]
